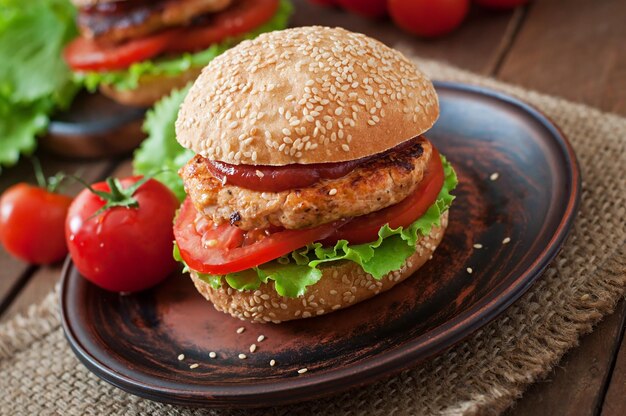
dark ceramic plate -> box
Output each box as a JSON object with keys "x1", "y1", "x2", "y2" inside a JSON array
[
  {"x1": 42, "y1": 92, "x2": 146, "y2": 158},
  {"x1": 60, "y1": 82, "x2": 580, "y2": 408}
]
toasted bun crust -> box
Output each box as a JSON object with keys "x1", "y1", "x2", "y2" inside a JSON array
[
  {"x1": 99, "y1": 67, "x2": 202, "y2": 107},
  {"x1": 190, "y1": 211, "x2": 448, "y2": 323},
  {"x1": 176, "y1": 26, "x2": 439, "y2": 166}
]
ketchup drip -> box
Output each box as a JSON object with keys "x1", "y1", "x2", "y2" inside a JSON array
[{"x1": 205, "y1": 137, "x2": 420, "y2": 193}]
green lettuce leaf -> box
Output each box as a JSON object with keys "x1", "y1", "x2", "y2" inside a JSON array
[
  {"x1": 0, "y1": 0, "x2": 79, "y2": 167},
  {"x1": 179, "y1": 157, "x2": 458, "y2": 298},
  {"x1": 133, "y1": 85, "x2": 193, "y2": 201},
  {"x1": 79, "y1": 0, "x2": 293, "y2": 92}
]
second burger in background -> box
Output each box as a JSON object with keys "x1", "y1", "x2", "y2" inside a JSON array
[{"x1": 63, "y1": 0, "x2": 292, "y2": 106}]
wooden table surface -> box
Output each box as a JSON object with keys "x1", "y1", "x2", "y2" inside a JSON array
[{"x1": 1, "y1": 1, "x2": 625, "y2": 414}]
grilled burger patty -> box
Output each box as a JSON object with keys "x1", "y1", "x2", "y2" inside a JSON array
[
  {"x1": 180, "y1": 137, "x2": 433, "y2": 231},
  {"x1": 77, "y1": 0, "x2": 232, "y2": 43}
]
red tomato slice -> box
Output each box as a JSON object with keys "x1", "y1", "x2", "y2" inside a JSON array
[
  {"x1": 168, "y1": 0, "x2": 279, "y2": 53},
  {"x1": 174, "y1": 199, "x2": 346, "y2": 275},
  {"x1": 64, "y1": 30, "x2": 179, "y2": 71},
  {"x1": 327, "y1": 148, "x2": 444, "y2": 245}
]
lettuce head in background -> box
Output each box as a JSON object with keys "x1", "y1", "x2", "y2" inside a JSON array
[{"x1": 0, "y1": 0, "x2": 79, "y2": 168}]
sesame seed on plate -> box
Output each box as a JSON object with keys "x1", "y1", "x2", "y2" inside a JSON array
[
  {"x1": 250, "y1": 344, "x2": 257, "y2": 353},
  {"x1": 467, "y1": 267, "x2": 473, "y2": 274},
  {"x1": 270, "y1": 359, "x2": 276, "y2": 367},
  {"x1": 238, "y1": 354, "x2": 247, "y2": 360},
  {"x1": 502, "y1": 237, "x2": 511, "y2": 244},
  {"x1": 490, "y1": 172, "x2": 500, "y2": 181},
  {"x1": 257, "y1": 335, "x2": 266, "y2": 342},
  {"x1": 297, "y1": 368, "x2": 308, "y2": 374},
  {"x1": 189, "y1": 364, "x2": 199, "y2": 369},
  {"x1": 177, "y1": 354, "x2": 185, "y2": 361},
  {"x1": 236, "y1": 327, "x2": 245, "y2": 334},
  {"x1": 209, "y1": 352, "x2": 217, "y2": 359},
  {"x1": 473, "y1": 243, "x2": 483, "y2": 249}
]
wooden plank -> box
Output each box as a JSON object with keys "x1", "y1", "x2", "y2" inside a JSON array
[
  {"x1": 505, "y1": 302, "x2": 626, "y2": 416},
  {"x1": 291, "y1": 0, "x2": 518, "y2": 75},
  {"x1": 498, "y1": 0, "x2": 626, "y2": 115},
  {"x1": 1, "y1": 160, "x2": 132, "y2": 322},
  {"x1": 497, "y1": 0, "x2": 626, "y2": 412},
  {"x1": 601, "y1": 317, "x2": 626, "y2": 416},
  {"x1": 0, "y1": 155, "x2": 111, "y2": 313}
]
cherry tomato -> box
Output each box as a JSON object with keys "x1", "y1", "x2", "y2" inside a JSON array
[
  {"x1": 336, "y1": 0, "x2": 387, "y2": 18},
  {"x1": 474, "y1": 0, "x2": 529, "y2": 9},
  {"x1": 388, "y1": 0, "x2": 470, "y2": 37},
  {"x1": 66, "y1": 177, "x2": 179, "y2": 292},
  {"x1": 64, "y1": 30, "x2": 178, "y2": 71},
  {"x1": 168, "y1": 0, "x2": 279, "y2": 53},
  {"x1": 0, "y1": 184, "x2": 72, "y2": 264},
  {"x1": 174, "y1": 198, "x2": 347, "y2": 275}
]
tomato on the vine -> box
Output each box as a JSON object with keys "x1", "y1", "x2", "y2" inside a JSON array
[
  {"x1": 66, "y1": 176, "x2": 179, "y2": 293},
  {"x1": 0, "y1": 183, "x2": 72, "y2": 264},
  {"x1": 388, "y1": 0, "x2": 470, "y2": 37}
]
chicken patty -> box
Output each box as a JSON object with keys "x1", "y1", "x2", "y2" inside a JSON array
[
  {"x1": 180, "y1": 137, "x2": 433, "y2": 231},
  {"x1": 77, "y1": 0, "x2": 232, "y2": 44}
]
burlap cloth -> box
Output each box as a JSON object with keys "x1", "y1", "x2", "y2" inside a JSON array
[{"x1": 1, "y1": 59, "x2": 625, "y2": 416}]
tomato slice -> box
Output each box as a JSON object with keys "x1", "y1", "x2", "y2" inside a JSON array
[
  {"x1": 327, "y1": 147, "x2": 444, "y2": 245},
  {"x1": 167, "y1": 0, "x2": 279, "y2": 53},
  {"x1": 174, "y1": 198, "x2": 346, "y2": 275},
  {"x1": 175, "y1": 147, "x2": 445, "y2": 275},
  {"x1": 64, "y1": 30, "x2": 179, "y2": 71}
]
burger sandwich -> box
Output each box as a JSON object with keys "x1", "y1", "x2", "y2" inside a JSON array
[
  {"x1": 173, "y1": 26, "x2": 458, "y2": 323},
  {"x1": 63, "y1": 0, "x2": 292, "y2": 106}
]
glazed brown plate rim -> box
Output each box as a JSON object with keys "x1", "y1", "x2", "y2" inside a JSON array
[{"x1": 60, "y1": 81, "x2": 581, "y2": 407}]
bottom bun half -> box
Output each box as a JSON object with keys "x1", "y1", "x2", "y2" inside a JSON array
[
  {"x1": 100, "y1": 67, "x2": 202, "y2": 107},
  {"x1": 190, "y1": 211, "x2": 449, "y2": 323}
]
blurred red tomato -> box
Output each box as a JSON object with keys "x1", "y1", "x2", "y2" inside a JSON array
[
  {"x1": 388, "y1": 0, "x2": 470, "y2": 37},
  {"x1": 337, "y1": 0, "x2": 387, "y2": 18},
  {"x1": 308, "y1": 0, "x2": 338, "y2": 6},
  {"x1": 0, "y1": 184, "x2": 72, "y2": 264},
  {"x1": 474, "y1": 0, "x2": 529, "y2": 9}
]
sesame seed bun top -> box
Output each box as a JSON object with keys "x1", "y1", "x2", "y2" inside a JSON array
[{"x1": 176, "y1": 26, "x2": 439, "y2": 166}]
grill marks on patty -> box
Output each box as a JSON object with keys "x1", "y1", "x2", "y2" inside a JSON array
[
  {"x1": 180, "y1": 138, "x2": 432, "y2": 231},
  {"x1": 78, "y1": 0, "x2": 232, "y2": 43}
]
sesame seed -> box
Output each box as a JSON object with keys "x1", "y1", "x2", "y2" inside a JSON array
[
  {"x1": 250, "y1": 344, "x2": 257, "y2": 353},
  {"x1": 335, "y1": 107, "x2": 343, "y2": 116},
  {"x1": 467, "y1": 267, "x2": 473, "y2": 274},
  {"x1": 341, "y1": 144, "x2": 350, "y2": 152},
  {"x1": 270, "y1": 359, "x2": 276, "y2": 367},
  {"x1": 257, "y1": 335, "x2": 265, "y2": 342},
  {"x1": 490, "y1": 172, "x2": 500, "y2": 181},
  {"x1": 177, "y1": 354, "x2": 185, "y2": 361},
  {"x1": 328, "y1": 188, "x2": 337, "y2": 196},
  {"x1": 473, "y1": 243, "x2": 483, "y2": 249},
  {"x1": 298, "y1": 368, "x2": 308, "y2": 374},
  {"x1": 502, "y1": 237, "x2": 511, "y2": 244},
  {"x1": 236, "y1": 327, "x2": 245, "y2": 334},
  {"x1": 209, "y1": 352, "x2": 216, "y2": 358},
  {"x1": 238, "y1": 354, "x2": 247, "y2": 360},
  {"x1": 189, "y1": 363, "x2": 199, "y2": 369}
]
